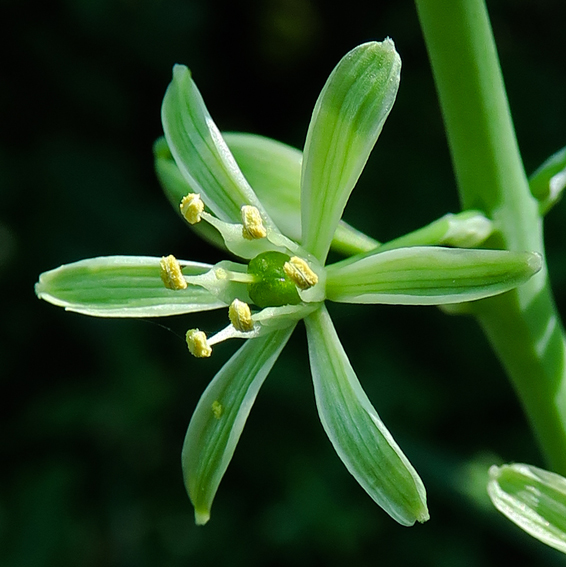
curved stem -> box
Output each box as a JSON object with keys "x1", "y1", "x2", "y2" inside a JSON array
[{"x1": 415, "y1": 0, "x2": 566, "y2": 473}]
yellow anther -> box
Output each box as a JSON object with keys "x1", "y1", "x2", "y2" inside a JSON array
[
  {"x1": 241, "y1": 205, "x2": 267, "y2": 240},
  {"x1": 211, "y1": 400, "x2": 223, "y2": 419},
  {"x1": 180, "y1": 193, "x2": 205, "y2": 224},
  {"x1": 160, "y1": 255, "x2": 188, "y2": 290},
  {"x1": 186, "y1": 329, "x2": 212, "y2": 358},
  {"x1": 283, "y1": 256, "x2": 319, "y2": 290},
  {"x1": 228, "y1": 299, "x2": 254, "y2": 332}
]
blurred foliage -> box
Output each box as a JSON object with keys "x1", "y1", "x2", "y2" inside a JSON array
[{"x1": 2, "y1": 0, "x2": 566, "y2": 565}]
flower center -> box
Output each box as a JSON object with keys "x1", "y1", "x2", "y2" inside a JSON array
[{"x1": 247, "y1": 251, "x2": 301, "y2": 308}]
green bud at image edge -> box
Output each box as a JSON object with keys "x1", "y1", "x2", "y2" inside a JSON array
[{"x1": 488, "y1": 463, "x2": 566, "y2": 554}]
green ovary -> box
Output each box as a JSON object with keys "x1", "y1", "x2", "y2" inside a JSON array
[{"x1": 247, "y1": 251, "x2": 301, "y2": 308}]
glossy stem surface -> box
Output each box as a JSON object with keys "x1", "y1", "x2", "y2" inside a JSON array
[{"x1": 415, "y1": 0, "x2": 566, "y2": 473}]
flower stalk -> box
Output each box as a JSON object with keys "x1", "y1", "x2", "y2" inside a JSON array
[{"x1": 415, "y1": 0, "x2": 566, "y2": 474}]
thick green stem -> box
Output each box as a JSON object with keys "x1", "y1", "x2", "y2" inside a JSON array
[{"x1": 415, "y1": 0, "x2": 566, "y2": 473}]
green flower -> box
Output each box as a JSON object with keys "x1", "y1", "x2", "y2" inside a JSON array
[
  {"x1": 488, "y1": 463, "x2": 566, "y2": 554},
  {"x1": 35, "y1": 40, "x2": 541, "y2": 527}
]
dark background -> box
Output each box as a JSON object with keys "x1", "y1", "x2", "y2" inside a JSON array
[{"x1": 2, "y1": 0, "x2": 566, "y2": 565}]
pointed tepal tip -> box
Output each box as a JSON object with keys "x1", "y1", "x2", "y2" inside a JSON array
[
  {"x1": 416, "y1": 506, "x2": 431, "y2": 524},
  {"x1": 172, "y1": 63, "x2": 191, "y2": 82},
  {"x1": 488, "y1": 464, "x2": 502, "y2": 480},
  {"x1": 528, "y1": 252, "x2": 543, "y2": 275},
  {"x1": 35, "y1": 270, "x2": 55, "y2": 302},
  {"x1": 382, "y1": 36, "x2": 396, "y2": 50},
  {"x1": 34, "y1": 278, "x2": 44, "y2": 299},
  {"x1": 194, "y1": 508, "x2": 210, "y2": 526},
  {"x1": 363, "y1": 37, "x2": 396, "y2": 55}
]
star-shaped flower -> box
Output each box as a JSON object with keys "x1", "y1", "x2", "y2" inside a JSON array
[{"x1": 35, "y1": 40, "x2": 541, "y2": 527}]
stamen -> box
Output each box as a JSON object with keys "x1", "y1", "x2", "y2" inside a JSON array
[
  {"x1": 211, "y1": 400, "x2": 223, "y2": 419},
  {"x1": 241, "y1": 205, "x2": 267, "y2": 240},
  {"x1": 180, "y1": 193, "x2": 205, "y2": 224},
  {"x1": 186, "y1": 329, "x2": 212, "y2": 358},
  {"x1": 214, "y1": 267, "x2": 256, "y2": 284},
  {"x1": 283, "y1": 256, "x2": 319, "y2": 290},
  {"x1": 160, "y1": 255, "x2": 188, "y2": 290},
  {"x1": 228, "y1": 299, "x2": 254, "y2": 332},
  {"x1": 214, "y1": 267, "x2": 228, "y2": 280}
]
